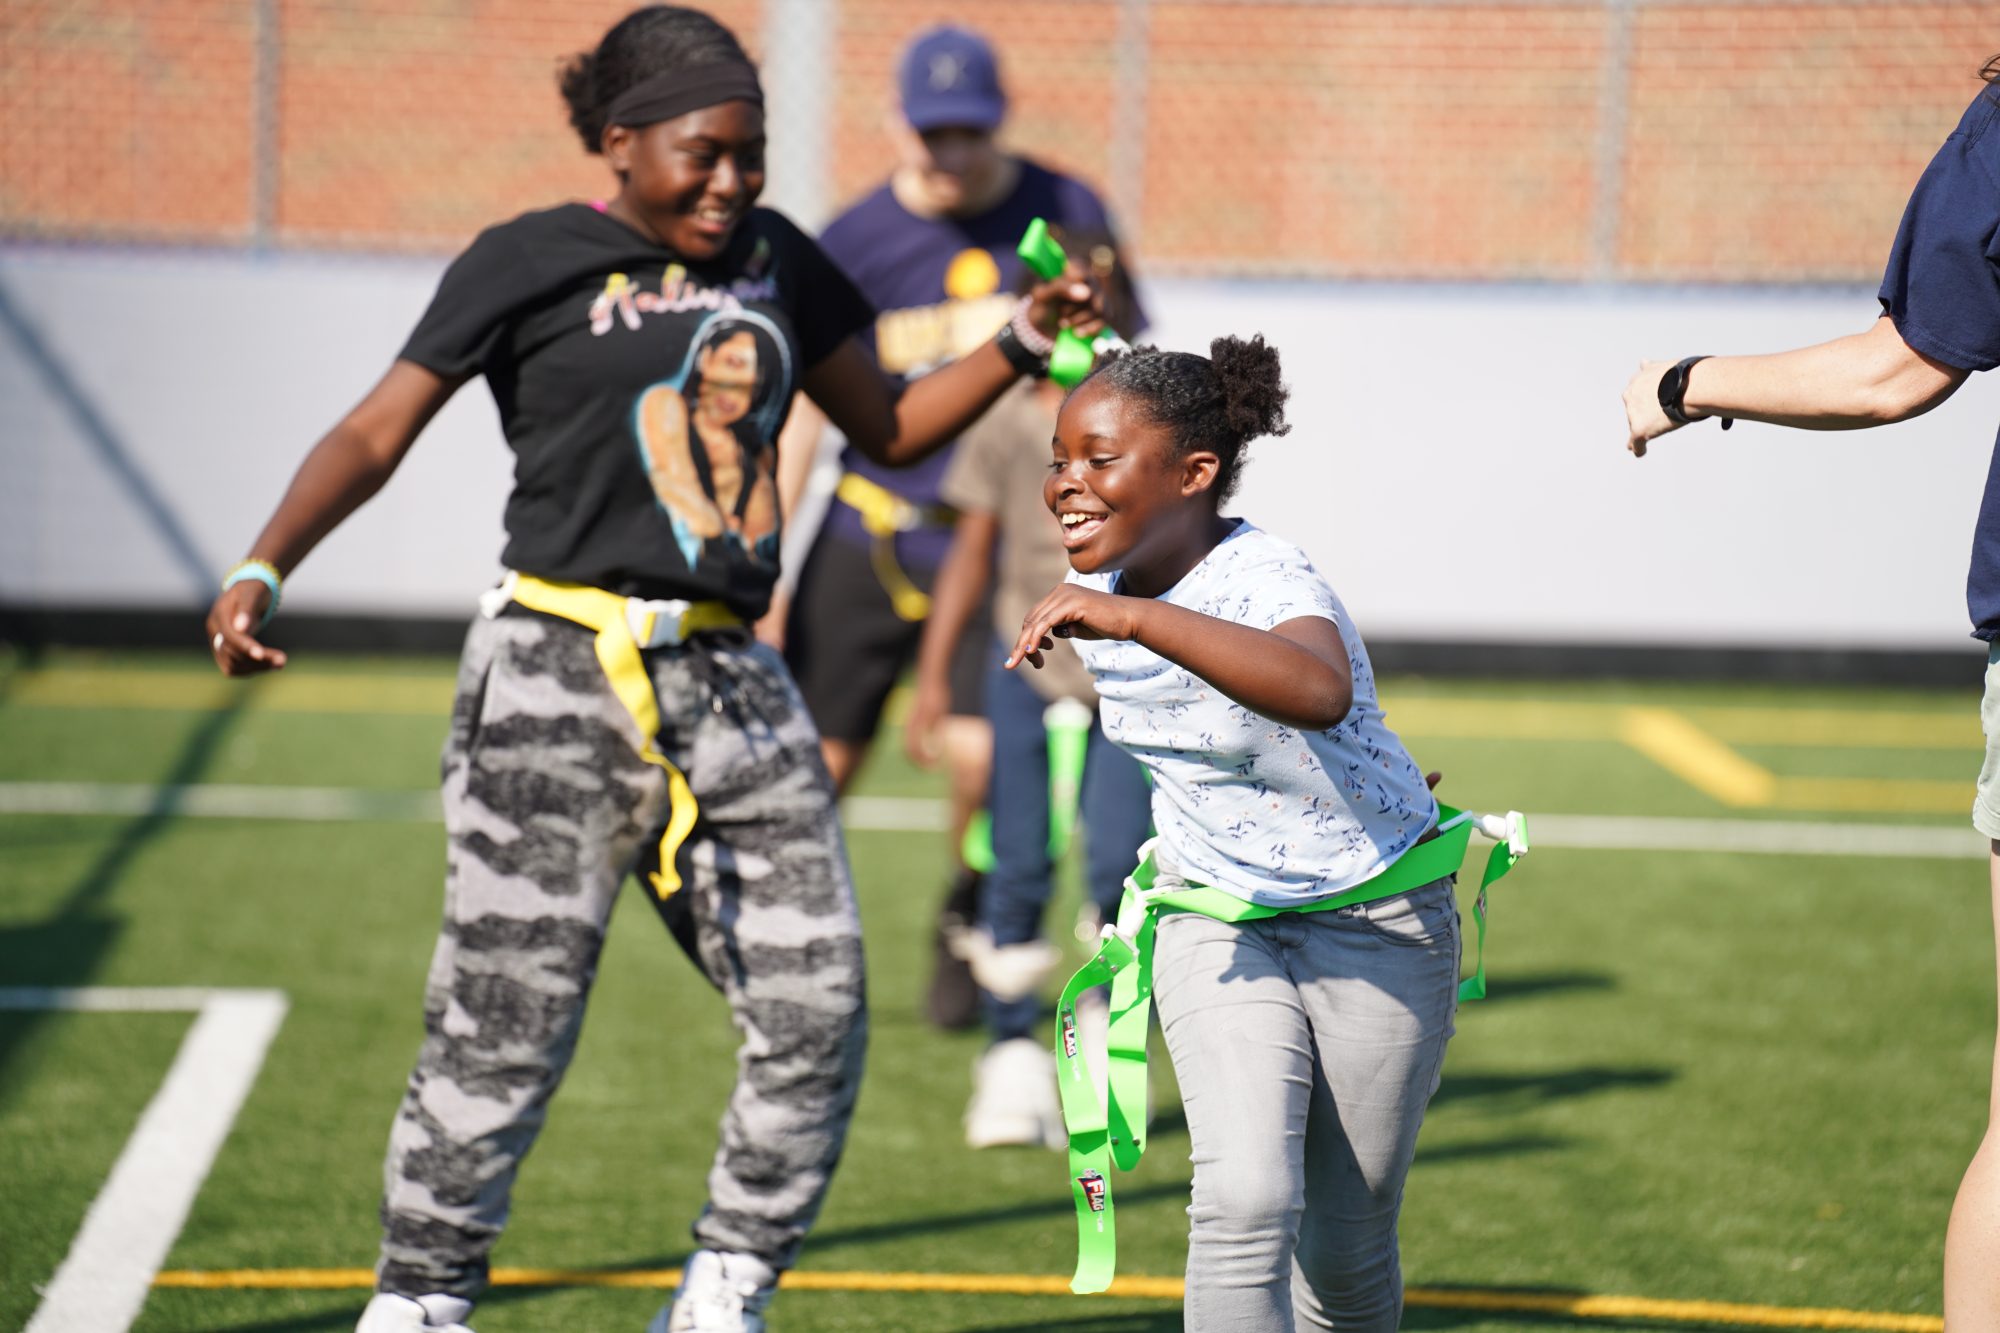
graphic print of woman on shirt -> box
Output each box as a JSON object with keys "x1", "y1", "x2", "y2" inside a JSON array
[{"x1": 636, "y1": 310, "x2": 790, "y2": 569}]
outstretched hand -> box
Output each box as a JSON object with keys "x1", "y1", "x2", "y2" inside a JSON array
[
  {"x1": 1621, "y1": 359, "x2": 1682, "y2": 458},
  {"x1": 206, "y1": 583, "x2": 287, "y2": 677},
  {"x1": 1007, "y1": 585, "x2": 1140, "y2": 670}
]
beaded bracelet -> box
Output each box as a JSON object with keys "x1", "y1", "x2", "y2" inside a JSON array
[
  {"x1": 221, "y1": 559, "x2": 283, "y2": 631},
  {"x1": 994, "y1": 315, "x2": 1048, "y2": 377},
  {"x1": 1007, "y1": 296, "x2": 1058, "y2": 359}
]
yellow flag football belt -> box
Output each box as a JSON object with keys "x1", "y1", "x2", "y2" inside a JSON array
[
  {"x1": 834, "y1": 470, "x2": 956, "y2": 622},
  {"x1": 480, "y1": 571, "x2": 743, "y2": 901}
]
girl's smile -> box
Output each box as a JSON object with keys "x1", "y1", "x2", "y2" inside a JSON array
[{"x1": 1057, "y1": 507, "x2": 1108, "y2": 549}]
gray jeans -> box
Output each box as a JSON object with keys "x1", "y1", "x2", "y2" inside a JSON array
[{"x1": 1152, "y1": 875, "x2": 1459, "y2": 1332}]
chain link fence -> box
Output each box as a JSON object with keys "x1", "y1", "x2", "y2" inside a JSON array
[{"x1": 3, "y1": 0, "x2": 1993, "y2": 280}]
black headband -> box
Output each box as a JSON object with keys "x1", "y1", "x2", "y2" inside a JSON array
[{"x1": 606, "y1": 62, "x2": 764, "y2": 130}]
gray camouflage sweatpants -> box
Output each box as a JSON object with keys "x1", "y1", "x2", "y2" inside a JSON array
[{"x1": 376, "y1": 609, "x2": 867, "y2": 1299}]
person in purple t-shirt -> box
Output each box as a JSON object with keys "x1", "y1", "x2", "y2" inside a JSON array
[
  {"x1": 1621, "y1": 62, "x2": 2000, "y2": 1326},
  {"x1": 763, "y1": 25, "x2": 1145, "y2": 1028}
]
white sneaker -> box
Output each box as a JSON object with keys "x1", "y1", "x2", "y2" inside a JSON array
[
  {"x1": 649, "y1": 1250, "x2": 778, "y2": 1332},
  {"x1": 951, "y1": 930, "x2": 1061, "y2": 1003},
  {"x1": 355, "y1": 1292, "x2": 476, "y2": 1333},
  {"x1": 965, "y1": 1036, "x2": 1066, "y2": 1150}
]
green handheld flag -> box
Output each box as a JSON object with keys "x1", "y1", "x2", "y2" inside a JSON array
[
  {"x1": 1043, "y1": 697, "x2": 1092, "y2": 858},
  {"x1": 1016, "y1": 218, "x2": 1110, "y2": 388},
  {"x1": 960, "y1": 698, "x2": 1096, "y2": 872}
]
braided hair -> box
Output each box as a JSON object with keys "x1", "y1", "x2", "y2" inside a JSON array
[
  {"x1": 559, "y1": 6, "x2": 752, "y2": 155},
  {"x1": 1080, "y1": 334, "x2": 1291, "y2": 503}
]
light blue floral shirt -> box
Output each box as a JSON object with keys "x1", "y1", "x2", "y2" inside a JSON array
[{"x1": 1069, "y1": 521, "x2": 1436, "y2": 906}]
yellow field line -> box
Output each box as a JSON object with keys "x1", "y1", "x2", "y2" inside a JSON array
[
  {"x1": 148, "y1": 1268, "x2": 1940, "y2": 1329},
  {"x1": 1770, "y1": 776, "x2": 1971, "y2": 815},
  {"x1": 1684, "y1": 708, "x2": 1977, "y2": 751},
  {"x1": 1618, "y1": 707, "x2": 1777, "y2": 807}
]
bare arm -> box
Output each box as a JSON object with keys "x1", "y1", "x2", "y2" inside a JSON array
[
  {"x1": 1623, "y1": 315, "x2": 1971, "y2": 456},
  {"x1": 803, "y1": 274, "x2": 1098, "y2": 469},
  {"x1": 905, "y1": 509, "x2": 999, "y2": 765},
  {"x1": 1008, "y1": 585, "x2": 1354, "y2": 732},
  {"x1": 207, "y1": 359, "x2": 463, "y2": 674},
  {"x1": 774, "y1": 394, "x2": 826, "y2": 530},
  {"x1": 753, "y1": 394, "x2": 829, "y2": 647}
]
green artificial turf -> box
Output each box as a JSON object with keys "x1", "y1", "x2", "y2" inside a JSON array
[{"x1": 0, "y1": 649, "x2": 1987, "y2": 1331}]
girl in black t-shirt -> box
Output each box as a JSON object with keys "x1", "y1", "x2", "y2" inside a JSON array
[{"x1": 202, "y1": 8, "x2": 1097, "y2": 1333}]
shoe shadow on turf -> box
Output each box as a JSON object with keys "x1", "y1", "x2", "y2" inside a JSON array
[
  {"x1": 179, "y1": 1283, "x2": 557, "y2": 1333},
  {"x1": 1431, "y1": 1063, "x2": 1676, "y2": 1111},
  {"x1": 1467, "y1": 969, "x2": 1617, "y2": 1003},
  {"x1": 586, "y1": 1183, "x2": 1196, "y2": 1281}
]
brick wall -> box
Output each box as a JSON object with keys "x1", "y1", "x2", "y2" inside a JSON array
[
  {"x1": 2, "y1": 0, "x2": 1992, "y2": 280},
  {"x1": 2, "y1": 0, "x2": 259, "y2": 241},
  {"x1": 1622, "y1": 3, "x2": 1990, "y2": 281},
  {"x1": 1141, "y1": 4, "x2": 1608, "y2": 277}
]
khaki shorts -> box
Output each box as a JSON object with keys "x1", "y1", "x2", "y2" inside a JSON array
[{"x1": 1977, "y1": 643, "x2": 2000, "y2": 839}]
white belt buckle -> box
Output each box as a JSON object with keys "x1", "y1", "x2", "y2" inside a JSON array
[
  {"x1": 627, "y1": 596, "x2": 695, "y2": 649},
  {"x1": 478, "y1": 571, "x2": 520, "y2": 620}
]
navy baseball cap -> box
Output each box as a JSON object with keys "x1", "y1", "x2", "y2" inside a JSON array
[{"x1": 897, "y1": 26, "x2": 1006, "y2": 132}]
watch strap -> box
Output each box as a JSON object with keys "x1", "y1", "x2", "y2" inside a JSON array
[{"x1": 1658, "y1": 355, "x2": 1710, "y2": 426}]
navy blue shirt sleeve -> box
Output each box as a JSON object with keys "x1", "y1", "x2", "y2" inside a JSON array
[
  {"x1": 1878, "y1": 87, "x2": 2000, "y2": 373},
  {"x1": 814, "y1": 185, "x2": 894, "y2": 294}
]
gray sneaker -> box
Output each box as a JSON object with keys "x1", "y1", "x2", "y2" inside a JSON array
[{"x1": 649, "y1": 1250, "x2": 778, "y2": 1332}]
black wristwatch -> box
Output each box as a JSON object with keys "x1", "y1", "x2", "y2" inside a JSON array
[
  {"x1": 993, "y1": 317, "x2": 1049, "y2": 377},
  {"x1": 1657, "y1": 355, "x2": 1734, "y2": 430}
]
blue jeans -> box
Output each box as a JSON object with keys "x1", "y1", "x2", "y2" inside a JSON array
[{"x1": 980, "y1": 651, "x2": 1153, "y2": 1042}]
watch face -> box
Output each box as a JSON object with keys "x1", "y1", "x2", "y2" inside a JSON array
[{"x1": 1658, "y1": 364, "x2": 1684, "y2": 419}]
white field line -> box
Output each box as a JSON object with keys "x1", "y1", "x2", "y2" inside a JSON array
[
  {"x1": 839, "y1": 795, "x2": 953, "y2": 831},
  {"x1": 1528, "y1": 814, "x2": 1986, "y2": 860},
  {"x1": 0, "y1": 781, "x2": 1984, "y2": 859},
  {"x1": 0, "y1": 781, "x2": 442, "y2": 822},
  {"x1": 14, "y1": 987, "x2": 289, "y2": 1333}
]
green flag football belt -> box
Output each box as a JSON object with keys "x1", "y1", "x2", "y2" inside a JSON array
[{"x1": 1052, "y1": 803, "x2": 1530, "y2": 1295}]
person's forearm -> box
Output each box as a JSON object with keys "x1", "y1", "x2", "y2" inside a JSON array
[
  {"x1": 912, "y1": 514, "x2": 997, "y2": 691},
  {"x1": 1128, "y1": 601, "x2": 1351, "y2": 731},
  {"x1": 245, "y1": 423, "x2": 406, "y2": 574},
  {"x1": 856, "y1": 343, "x2": 1021, "y2": 468},
  {"x1": 774, "y1": 394, "x2": 824, "y2": 523},
  {"x1": 1683, "y1": 317, "x2": 1966, "y2": 429}
]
